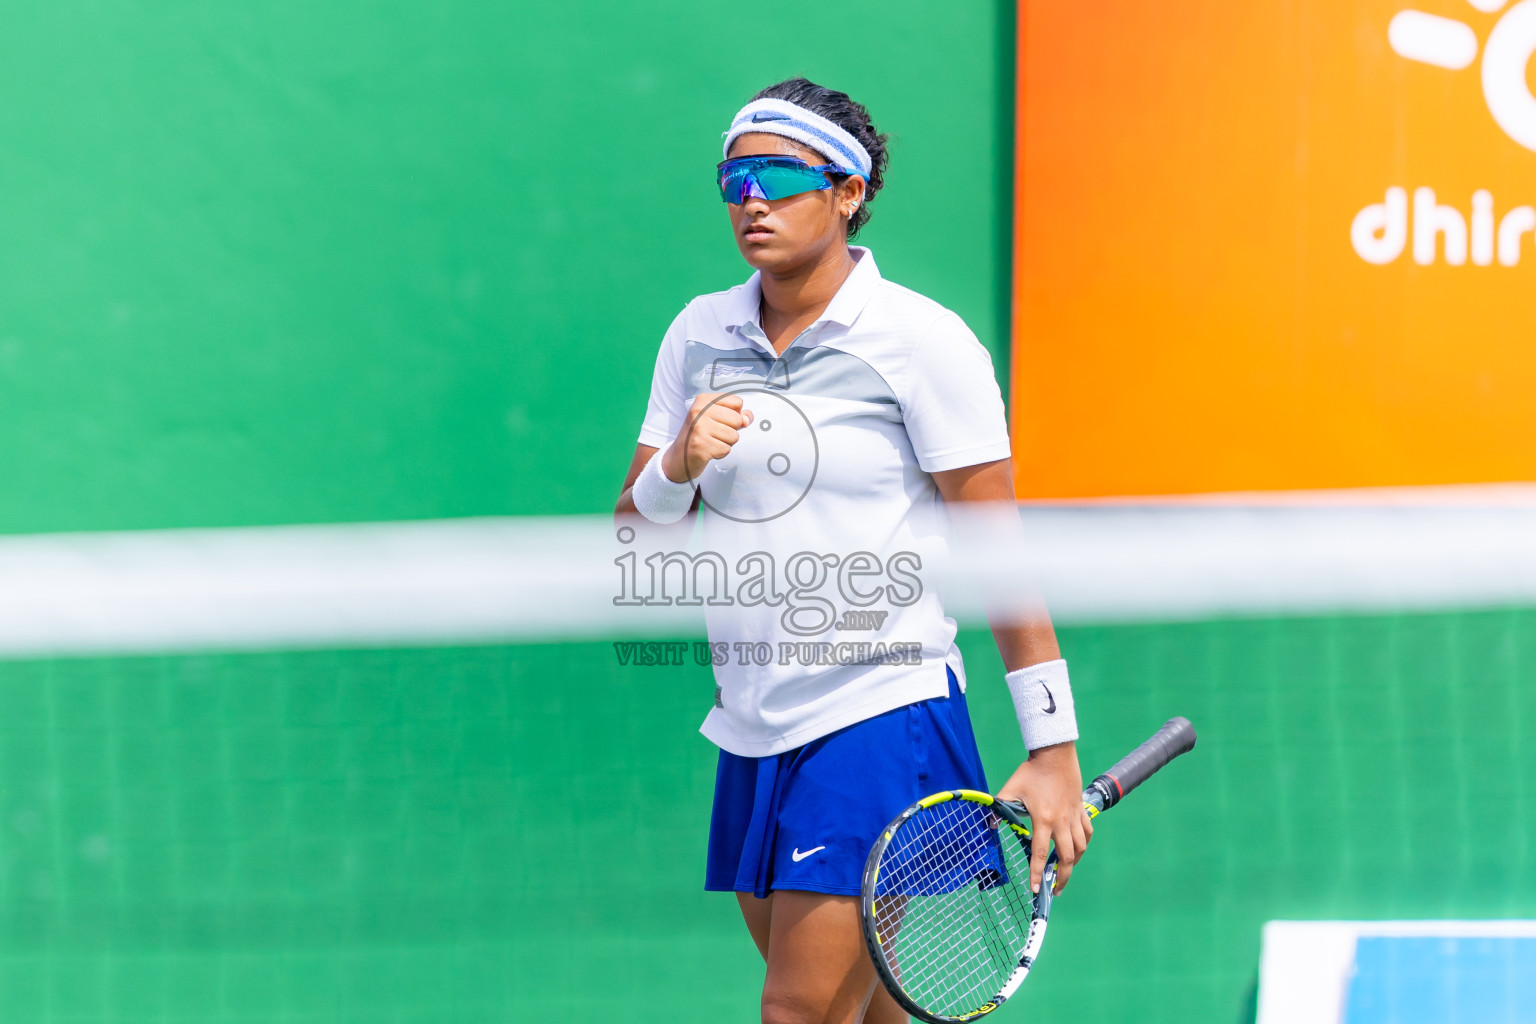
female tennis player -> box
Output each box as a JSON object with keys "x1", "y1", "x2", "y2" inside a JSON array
[{"x1": 616, "y1": 78, "x2": 1091, "y2": 1024}]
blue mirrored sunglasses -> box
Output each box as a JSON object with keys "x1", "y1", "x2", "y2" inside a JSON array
[{"x1": 716, "y1": 155, "x2": 854, "y2": 204}]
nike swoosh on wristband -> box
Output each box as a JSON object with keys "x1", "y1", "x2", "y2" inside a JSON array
[
  {"x1": 791, "y1": 846, "x2": 825, "y2": 862},
  {"x1": 1041, "y1": 684, "x2": 1057, "y2": 715}
]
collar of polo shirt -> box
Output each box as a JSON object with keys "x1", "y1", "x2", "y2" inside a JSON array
[{"x1": 724, "y1": 246, "x2": 882, "y2": 342}]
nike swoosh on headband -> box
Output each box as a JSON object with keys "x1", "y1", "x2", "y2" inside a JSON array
[{"x1": 725, "y1": 98, "x2": 873, "y2": 179}]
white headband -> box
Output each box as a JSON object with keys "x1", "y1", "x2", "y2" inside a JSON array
[{"x1": 723, "y1": 98, "x2": 873, "y2": 180}]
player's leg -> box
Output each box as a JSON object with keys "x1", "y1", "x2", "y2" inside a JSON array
[
  {"x1": 737, "y1": 891, "x2": 774, "y2": 960},
  {"x1": 759, "y1": 890, "x2": 888, "y2": 1024},
  {"x1": 750, "y1": 889, "x2": 907, "y2": 1023},
  {"x1": 862, "y1": 971, "x2": 908, "y2": 1023}
]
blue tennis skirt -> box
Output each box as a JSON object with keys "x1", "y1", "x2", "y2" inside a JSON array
[{"x1": 705, "y1": 667, "x2": 990, "y2": 898}]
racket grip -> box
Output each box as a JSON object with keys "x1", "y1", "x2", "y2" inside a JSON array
[{"x1": 1085, "y1": 717, "x2": 1197, "y2": 812}]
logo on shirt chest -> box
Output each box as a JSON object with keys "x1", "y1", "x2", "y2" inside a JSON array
[{"x1": 691, "y1": 356, "x2": 792, "y2": 392}]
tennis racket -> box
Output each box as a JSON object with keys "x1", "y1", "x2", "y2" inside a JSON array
[{"x1": 860, "y1": 716, "x2": 1197, "y2": 1022}]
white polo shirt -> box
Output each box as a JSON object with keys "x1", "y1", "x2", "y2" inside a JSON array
[{"x1": 638, "y1": 246, "x2": 1011, "y2": 757}]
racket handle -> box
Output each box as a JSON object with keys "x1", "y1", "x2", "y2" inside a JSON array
[{"x1": 1084, "y1": 716, "x2": 1197, "y2": 813}]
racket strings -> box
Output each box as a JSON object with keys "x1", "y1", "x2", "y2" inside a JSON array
[{"x1": 872, "y1": 800, "x2": 1036, "y2": 1016}]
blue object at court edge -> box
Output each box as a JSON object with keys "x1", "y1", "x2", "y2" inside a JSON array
[{"x1": 1342, "y1": 936, "x2": 1536, "y2": 1023}]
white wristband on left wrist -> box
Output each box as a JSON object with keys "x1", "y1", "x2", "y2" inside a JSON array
[{"x1": 1005, "y1": 658, "x2": 1078, "y2": 752}]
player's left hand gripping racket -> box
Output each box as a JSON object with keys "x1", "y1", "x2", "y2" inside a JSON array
[{"x1": 861, "y1": 716, "x2": 1197, "y2": 1023}]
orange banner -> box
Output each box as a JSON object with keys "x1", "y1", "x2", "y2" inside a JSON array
[{"x1": 1011, "y1": 1, "x2": 1536, "y2": 498}]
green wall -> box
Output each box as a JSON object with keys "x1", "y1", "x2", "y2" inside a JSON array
[
  {"x1": 0, "y1": 1, "x2": 1012, "y2": 534},
  {"x1": 0, "y1": 612, "x2": 1530, "y2": 1022}
]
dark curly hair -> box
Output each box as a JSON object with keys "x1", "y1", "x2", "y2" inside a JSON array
[{"x1": 749, "y1": 77, "x2": 890, "y2": 239}]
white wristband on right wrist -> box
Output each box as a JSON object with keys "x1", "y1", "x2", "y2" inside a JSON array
[
  {"x1": 630, "y1": 448, "x2": 697, "y2": 524},
  {"x1": 1005, "y1": 658, "x2": 1078, "y2": 752}
]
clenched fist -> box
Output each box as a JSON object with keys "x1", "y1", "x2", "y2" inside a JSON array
[{"x1": 661, "y1": 393, "x2": 755, "y2": 483}]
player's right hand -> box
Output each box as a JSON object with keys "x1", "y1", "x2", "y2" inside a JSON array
[{"x1": 662, "y1": 393, "x2": 754, "y2": 483}]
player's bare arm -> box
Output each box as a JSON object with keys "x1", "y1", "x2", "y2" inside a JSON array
[{"x1": 931, "y1": 457, "x2": 1093, "y2": 894}]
